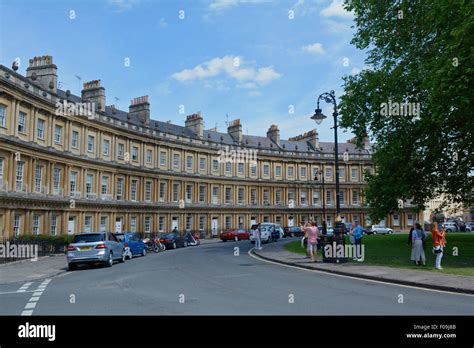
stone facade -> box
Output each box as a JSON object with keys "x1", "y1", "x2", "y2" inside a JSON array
[{"x1": 0, "y1": 56, "x2": 419, "y2": 238}]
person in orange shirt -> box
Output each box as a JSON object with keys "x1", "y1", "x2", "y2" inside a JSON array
[{"x1": 431, "y1": 222, "x2": 446, "y2": 270}]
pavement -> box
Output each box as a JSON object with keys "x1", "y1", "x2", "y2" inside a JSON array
[
  {"x1": 252, "y1": 239, "x2": 474, "y2": 295},
  {"x1": 0, "y1": 240, "x2": 472, "y2": 315},
  {"x1": 0, "y1": 255, "x2": 67, "y2": 284}
]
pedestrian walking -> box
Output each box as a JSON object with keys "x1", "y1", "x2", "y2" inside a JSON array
[
  {"x1": 431, "y1": 222, "x2": 446, "y2": 270},
  {"x1": 255, "y1": 225, "x2": 262, "y2": 250},
  {"x1": 301, "y1": 222, "x2": 319, "y2": 262},
  {"x1": 410, "y1": 223, "x2": 426, "y2": 266},
  {"x1": 351, "y1": 221, "x2": 364, "y2": 261}
]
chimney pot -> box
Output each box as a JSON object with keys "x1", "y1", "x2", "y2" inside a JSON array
[
  {"x1": 26, "y1": 55, "x2": 58, "y2": 93},
  {"x1": 185, "y1": 112, "x2": 204, "y2": 138},
  {"x1": 129, "y1": 95, "x2": 150, "y2": 126},
  {"x1": 227, "y1": 118, "x2": 242, "y2": 143},
  {"x1": 266, "y1": 124, "x2": 280, "y2": 146}
]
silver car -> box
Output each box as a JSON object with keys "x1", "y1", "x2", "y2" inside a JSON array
[
  {"x1": 66, "y1": 232, "x2": 125, "y2": 270},
  {"x1": 370, "y1": 225, "x2": 393, "y2": 234}
]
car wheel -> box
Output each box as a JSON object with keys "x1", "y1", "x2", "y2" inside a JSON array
[
  {"x1": 119, "y1": 252, "x2": 126, "y2": 263},
  {"x1": 68, "y1": 263, "x2": 77, "y2": 271},
  {"x1": 234, "y1": 236, "x2": 239, "y2": 242},
  {"x1": 142, "y1": 248, "x2": 146, "y2": 257},
  {"x1": 106, "y1": 252, "x2": 113, "y2": 267},
  {"x1": 222, "y1": 239, "x2": 227, "y2": 242},
  {"x1": 173, "y1": 242, "x2": 177, "y2": 249},
  {"x1": 388, "y1": 230, "x2": 393, "y2": 234},
  {"x1": 373, "y1": 231, "x2": 377, "y2": 235}
]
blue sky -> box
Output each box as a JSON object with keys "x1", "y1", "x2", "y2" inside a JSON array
[{"x1": 0, "y1": 0, "x2": 366, "y2": 142}]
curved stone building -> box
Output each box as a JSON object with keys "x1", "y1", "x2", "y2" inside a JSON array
[{"x1": 0, "y1": 56, "x2": 418, "y2": 238}]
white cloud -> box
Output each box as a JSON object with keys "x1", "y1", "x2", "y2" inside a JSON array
[
  {"x1": 320, "y1": 0, "x2": 353, "y2": 19},
  {"x1": 302, "y1": 43, "x2": 325, "y2": 55},
  {"x1": 172, "y1": 55, "x2": 281, "y2": 88},
  {"x1": 209, "y1": 0, "x2": 268, "y2": 12},
  {"x1": 107, "y1": 0, "x2": 139, "y2": 11},
  {"x1": 290, "y1": 0, "x2": 319, "y2": 17},
  {"x1": 323, "y1": 19, "x2": 352, "y2": 33},
  {"x1": 350, "y1": 67, "x2": 361, "y2": 75}
]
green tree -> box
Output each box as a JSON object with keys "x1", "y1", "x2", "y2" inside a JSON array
[{"x1": 339, "y1": 0, "x2": 474, "y2": 221}]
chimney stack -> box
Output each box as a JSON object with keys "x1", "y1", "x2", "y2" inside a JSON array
[
  {"x1": 288, "y1": 129, "x2": 319, "y2": 149},
  {"x1": 81, "y1": 80, "x2": 106, "y2": 112},
  {"x1": 129, "y1": 96, "x2": 150, "y2": 126},
  {"x1": 267, "y1": 124, "x2": 280, "y2": 146},
  {"x1": 227, "y1": 119, "x2": 242, "y2": 143},
  {"x1": 185, "y1": 112, "x2": 204, "y2": 138},
  {"x1": 26, "y1": 55, "x2": 58, "y2": 93}
]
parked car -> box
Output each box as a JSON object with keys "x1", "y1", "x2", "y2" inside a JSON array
[
  {"x1": 465, "y1": 222, "x2": 474, "y2": 232},
  {"x1": 368, "y1": 225, "x2": 393, "y2": 235},
  {"x1": 220, "y1": 229, "x2": 251, "y2": 242},
  {"x1": 442, "y1": 222, "x2": 459, "y2": 232},
  {"x1": 249, "y1": 224, "x2": 270, "y2": 243},
  {"x1": 249, "y1": 223, "x2": 283, "y2": 243},
  {"x1": 115, "y1": 232, "x2": 146, "y2": 259},
  {"x1": 318, "y1": 225, "x2": 334, "y2": 236},
  {"x1": 283, "y1": 226, "x2": 304, "y2": 238},
  {"x1": 159, "y1": 232, "x2": 186, "y2": 249},
  {"x1": 66, "y1": 232, "x2": 125, "y2": 270}
]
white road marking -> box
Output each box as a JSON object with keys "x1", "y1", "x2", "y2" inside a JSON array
[
  {"x1": 17, "y1": 282, "x2": 33, "y2": 293},
  {"x1": 248, "y1": 249, "x2": 474, "y2": 297},
  {"x1": 20, "y1": 278, "x2": 52, "y2": 316},
  {"x1": 24, "y1": 302, "x2": 37, "y2": 309}
]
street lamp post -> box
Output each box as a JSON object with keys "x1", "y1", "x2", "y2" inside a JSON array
[
  {"x1": 314, "y1": 169, "x2": 326, "y2": 225},
  {"x1": 311, "y1": 90, "x2": 341, "y2": 218}
]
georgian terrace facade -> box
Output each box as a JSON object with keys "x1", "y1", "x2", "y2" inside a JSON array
[{"x1": 0, "y1": 56, "x2": 418, "y2": 238}]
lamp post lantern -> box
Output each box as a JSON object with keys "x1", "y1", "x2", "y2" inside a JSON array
[{"x1": 311, "y1": 90, "x2": 341, "y2": 218}]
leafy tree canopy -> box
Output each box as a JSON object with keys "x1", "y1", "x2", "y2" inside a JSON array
[{"x1": 339, "y1": 0, "x2": 474, "y2": 221}]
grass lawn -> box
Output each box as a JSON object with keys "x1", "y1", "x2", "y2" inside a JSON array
[{"x1": 283, "y1": 233, "x2": 474, "y2": 276}]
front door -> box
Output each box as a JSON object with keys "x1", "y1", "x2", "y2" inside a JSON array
[
  {"x1": 288, "y1": 216, "x2": 294, "y2": 227},
  {"x1": 211, "y1": 217, "x2": 218, "y2": 236},
  {"x1": 68, "y1": 217, "x2": 75, "y2": 235},
  {"x1": 172, "y1": 217, "x2": 179, "y2": 231},
  {"x1": 115, "y1": 217, "x2": 123, "y2": 233}
]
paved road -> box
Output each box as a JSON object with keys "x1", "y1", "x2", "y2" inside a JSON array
[{"x1": 0, "y1": 240, "x2": 472, "y2": 315}]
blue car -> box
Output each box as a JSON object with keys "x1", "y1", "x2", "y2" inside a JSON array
[{"x1": 115, "y1": 232, "x2": 146, "y2": 259}]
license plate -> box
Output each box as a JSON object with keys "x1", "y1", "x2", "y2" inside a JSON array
[{"x1": 80, "y1": 246, "x2": 92, "y2": 251}]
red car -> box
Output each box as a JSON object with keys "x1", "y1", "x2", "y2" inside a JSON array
[{"x1": 220, "y1": 229, "x2": 251, "y2": 242}]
